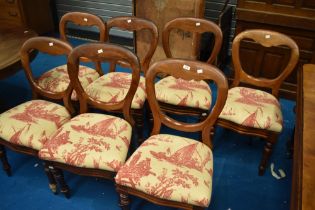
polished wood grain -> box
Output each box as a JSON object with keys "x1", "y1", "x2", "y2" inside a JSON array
[
  {"x1": 134, "y1": 0, "x2": 205, "y2": 66},
  {"x1": 216, "y1": 29, "x2": 299, "y2": 175},
  {"x1": 21, "y1": 36, "x2": 75, "y2": 113},
  {"x1": 163, "y1": 17, "x2": 222, "y2": 64},
  {"x1": 235, "y1": 0, "x2": 315, "y2": 99},
  {"x1": 44, "y1": 43, "x2": 140, "y2": 198},
  {"x1": 59, "y1": 12, "x2": 106, "y2": 43},
  {"x1": 153, "y1": 17, "x2": 222, "y2": 133},
  {"x1": 116, "y1": 58, "x2": 228, "y2": 210},
  {"x1": 0, "y1": 0, "x2": 54, "y2": 34},
  {"x1": 0, "y1": 37, "x2": 73, "y2": 193},
  {"x1": 291, "y1": 64, "x2": 315, "y2": 210},
  {"x1": 0, "y1": 27, "x2": 36, "y2": 79},
  {"x1": 59, "y1": 12, "x2": 107, "y2": 76},
  {"x1": 107, "y1": 16, "x2": 158, "y2": 74},
  {"x1": 106, "y1": 16, "x2": 158, "y2": 143}
]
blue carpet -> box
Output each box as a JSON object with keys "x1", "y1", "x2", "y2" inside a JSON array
[{"x1": 0, "y1": 38, "x2": 294, "y2": 210}]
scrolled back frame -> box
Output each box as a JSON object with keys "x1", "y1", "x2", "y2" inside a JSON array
[
  {"x1": 67, "y1": 43, "x2": 141, "y2": 126},
  {"x1": 146, "y1": 59, "x2": 228, "y2": 149}
]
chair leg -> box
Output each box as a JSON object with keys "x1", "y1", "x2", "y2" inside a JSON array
[
  {"x1": 134, "y1": 112, "x2": 144, "y2": 146},
  {"x1": 0, "y1": 145, "x2": 11, "y2": 176},
  {"x1": 259, "y1": 141, "x2": 274, "y2": 176},
  {"x1": 50, "y1": 166, "x2": 71, "y2": 198},
  {"x1": 118, "y1": 192, "x2": 130, "y2": 210},
  {"x1": 43, "y1": 162, "x2": 57, "y2": 194}
]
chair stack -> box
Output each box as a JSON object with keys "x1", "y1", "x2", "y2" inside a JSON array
[{"x1": 0, "y1": 11, "x2": 299, "y2": 210}]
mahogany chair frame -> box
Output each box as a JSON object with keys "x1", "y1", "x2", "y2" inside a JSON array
[
  {"x1": 0, "y1": 37, "x2": 74, "y2": 193},
  {"x1": 43, "y1": 43, "x2": 140, "y2": 198},
  {"x1": 216, "y1": 29, "x2": 299, "y2": 175},
  {"x1": 116, "y1": 59, "x2": 228, "y2": 210},
  {"x1": 157, "y1": 17, "x2": 223, "y2": 120},
  {"x1": 106, "y1": 16, "x2": 158, "y2": 142},
  {"x1": 59, "y1": 11, "x2": 107, "y2": 76}
]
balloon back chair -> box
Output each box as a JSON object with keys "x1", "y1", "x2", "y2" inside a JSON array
[
  {"x1": 154, "y1": 17, "x2": 222, "y2": 128},
  {"x1": 0, "y1": 37, "x2": 73, "y2": 194},
  {"x1": 37, "y1": 12, "x2": 107, "y2": 102},
  {"x1": 217, "y1": 29, "x2": 299, "y2": 175},
  {"x1": 38, "y1": 43, "x2": 140, "y2": 199},
  {"x1": 116, "y1": 59, "x2": 228, "y2": 210},
  {"x1": 85, "y1": 16, "x2": 158, "y2": 142}
]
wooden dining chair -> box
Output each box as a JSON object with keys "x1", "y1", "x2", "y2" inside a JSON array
[
  {"x1": 38, "y1": 43, "x2": 140, "y2": 198},
  {"x1": 216, "y1": 29, "x2": 299, "y2": 175},
  {"x1": 154, "y1": 17, "x2": 222, "y2": 124},
  {"x1": 0, "y1": 37, "x2": 73, "y2": 194},
  {"x1": 37, "y1": 12, "x2": 106, "y2": 102},
  {"x1": 85, "y1": 16, "x2": 158, "y2": 142},
  {"x1": 116, "y1": 59, "x2": 228, "y2": 210}
]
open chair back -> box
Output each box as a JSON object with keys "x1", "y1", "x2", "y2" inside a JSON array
[
  {"x1": 67, "y1": 43, "x2": 140, "y2": 126},
  {"x1": 20, "y1": 36, "x2": 74, "y2": 112},
  {"x1": 59, "y1": 12, "x2": 106, "y2": 42},
  {"x1": 232, "y1": 29, "x2": 299, "y2": 97},
  {"x1": 59, "y1": 12, "x2": 107, "y2": 72},
  {"x1": 162, "y1": 17, "x2": 223, "y2": 64},
  {"x1": 146, "y1": 59, "x2": 228, "y2": 149},
  {"x1": 107, "y1": 16, "x2": 158, "y2": 74}
]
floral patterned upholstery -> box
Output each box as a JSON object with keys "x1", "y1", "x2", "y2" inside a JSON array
[
  {"x1": 219, "y1": 87, "x2": 283, "y2": 132},
  {"x1": 155, "y1": 76, "x2": 212, "y2": 110},
  {"x1": 115, "y1": 134, "x2": 213, "y2": 207},
  {"x1": 85, "y1": 72, "x2": 146, "y2": 109},
  {"x1": 39, "y1": 113, "x2": 132, "y2": 172},
  {"x1": 38, "y1": 64, "x2": 100, "y2": 100},
  {"x1": 0, "y1": 100, "x2": 71, "y2": 150}
]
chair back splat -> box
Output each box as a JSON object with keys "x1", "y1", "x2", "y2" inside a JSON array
[
  {"x1": 67, "y1": 43, "x2": 140, "y2": 126},
  {"x1": 146, "y1": 59, "x2": 228, "y2": 149},
  {"x1": 107, "y1": 16, "x2": 158, "y2": 74},
  {"x1": 20, "y1": 36, "x2": 74, "y2": 113},
  {"x1": 217, "y1": 29, "x2": 299, "y2": 175},
  {"x1": 231, "y1": 29, "x2": 299, "y2": 98},
  {"x1": 59, "y1": 12, "x2": 107, "y2": 75},
  {"x1": 163, "y1": 17, "x2": 223, "y2": 64},
  {"x1": 59, "y1": 12, "x2": 106, "y2": 43}
]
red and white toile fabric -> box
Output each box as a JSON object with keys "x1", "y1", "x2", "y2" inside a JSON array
[
  {"x1": 155, "y1": 76, "x2": 212, "y2": 110},
  {"x1": 85, "y1": 72, "x2": 146, "y2": 109},
  {"x1": 39, "y1": 113, "x2": 132, "y2": 172},
  {"x1": 0, "y1": 100, "x2": 71, "y2": 150},
  {"x1": 219, "y1": 87, "x2": 283, "y2": 132},
  {"x1": 115, "y1": 134, "x2": 213, "y2": 207},
  {"x1": 38, "y1": 64, "x2": 99, "y2": 100}
]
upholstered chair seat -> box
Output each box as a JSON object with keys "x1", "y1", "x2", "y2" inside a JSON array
[
  {"x1": 219, "y1": 87, "x2": 283, "y2": 132},
  {"x1": 38, "y1": 64, "x2": 99, "y2": 100},
  {"x1": 104, "y1": 16, "x2": 158, "y2": 143},
  {"x1": 85, "y1": 72, "x2": 146, "y2": 109},
  {"x1": 37, "y1": 42, "x2": 141, "y2": 198},
  {"x1": 0, "y1": 100, "x2": 71, "y2": 150},
  {"x1": 216, "y1": 29, "x2": 299, "y2": 175},
  {"x1": 115, "y1": 59, "x2": 228, "y2": 210},
  {"x1": 39, "y1": 113, "x2": 132, "y2": 172},
  {"x1": 155, "y1": 76, "x2": 212, "y2": 110},
  {"x1": 115, "y1": 134, "x2": 213, "y2": 207}
]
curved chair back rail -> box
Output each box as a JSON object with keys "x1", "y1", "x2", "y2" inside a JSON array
[
  {"x1": 20, "y1": 36, "x2": 74, "y2": 112},
  {"x1": 67, "y1": 43, "x2": 140, "y2": 126},
  {"x1": 59, "y1": 11, "x2": 107, "y2": 73},
  {"x1": 59, "y1": 12, "x2": 106, "y2": 42},
  {"x1": 162, "y1": 17, "x2": 223, "y2": 64},
  {"x1": 232, "y1": 29, "x2": 299, "y2": 97},
  {"x1": 146, "y1": 59, "x2": 228, "y2": 149},
  {"x1": 107, "y1": 16, "x2": 158, "y2": 74}
]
